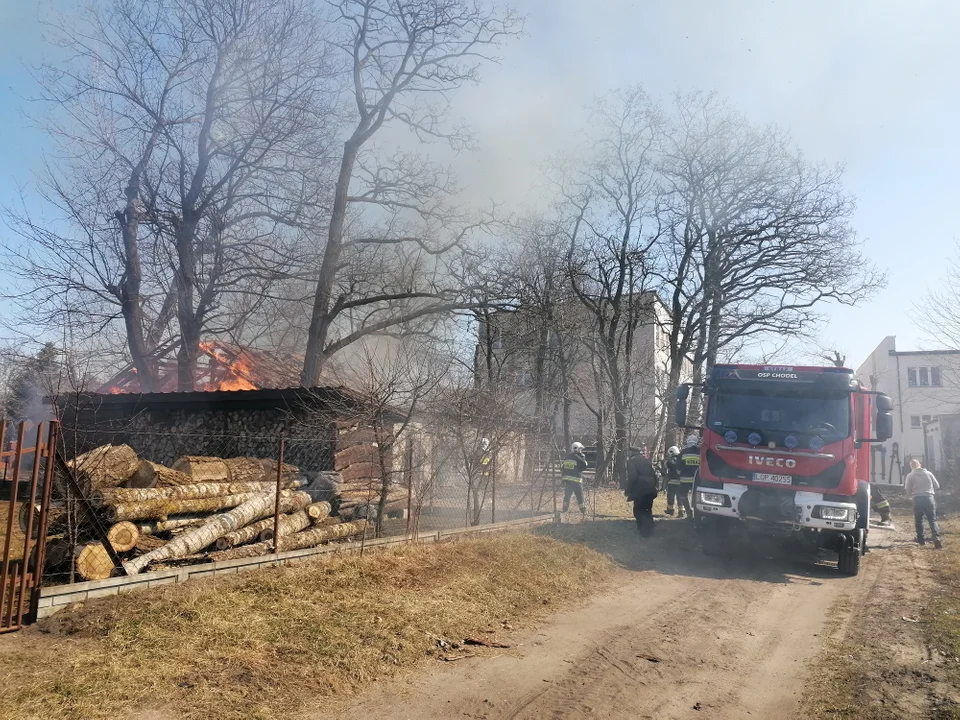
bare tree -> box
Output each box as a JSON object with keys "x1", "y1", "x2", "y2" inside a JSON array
[
  {"x1": 560, "y1": 87, "x2": 663, "y2": 486},
  {"x1": 6, "y1": 0, "x2": 339, "y2": 390},
  {"x1": 300, "y1": 0, "x2": 522, "y2": 385},
  {"x1": 656, "y1": 91, "x2": 884, "y2": 419}
]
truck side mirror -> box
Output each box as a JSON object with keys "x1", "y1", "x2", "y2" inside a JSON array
[
  {"x1": 675, "y1": 385, "x2": 689, "y2": 427},
  {"x1": 875, "y1": 393, "x2": 893, "y2": 442}
]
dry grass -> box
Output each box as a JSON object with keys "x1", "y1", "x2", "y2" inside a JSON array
[
  {"x1": 0, "y1": 532, "x2": 613, "y2": 720},
  {"x1": 802, "y1": 505, "x2": 960, "y2": 720},
  {"x1": 0, "y1": 500, "x2": 25, "y2": 561},
  {"x1": 925, "y1": 515, "x2": 960, "y2": 719}
]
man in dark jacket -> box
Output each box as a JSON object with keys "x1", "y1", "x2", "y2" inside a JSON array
[{"x1": 625, "y1": 446, "x2": 660, "y2": 536}]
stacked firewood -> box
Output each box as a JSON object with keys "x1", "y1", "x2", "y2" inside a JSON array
[
  {"x1": 34, "y1": 444, "x2": 371, "y2": 581},
  {"x1": 335, "y1": 423, "x2": 408, "y2": 519}
]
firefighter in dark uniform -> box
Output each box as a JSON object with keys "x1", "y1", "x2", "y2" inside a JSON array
[
  {"x1": 625, "y1": 446, "x2": 660, "y2": 536},
  {"x1": 872, "y1": 485, "x2": 892, "y2": 524},
  {"x1": 676, "y1": 434, "x2": 699, "y2": 520},
  {"x1": 665, "y1": 445, "x2": 682, "y2": 517},
  {"x1": 561, "y1": 442, "x2": 589, "y2": 517}
]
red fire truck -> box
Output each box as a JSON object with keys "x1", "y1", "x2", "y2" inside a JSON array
[{"x1": 675, "y1": 364, "x2": 894, "y2": 576}]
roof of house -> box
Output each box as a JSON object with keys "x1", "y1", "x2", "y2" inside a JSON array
[{"x1": 97, "y1": 340, "x2": 325, "y2": 394}]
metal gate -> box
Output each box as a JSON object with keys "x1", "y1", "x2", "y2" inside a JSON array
[{"x1": 0, "y1": 420, "x2": 58, "y2": 632}]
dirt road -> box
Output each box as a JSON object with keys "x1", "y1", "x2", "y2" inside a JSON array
[{"x1": 331, "y1": 514, "x2": 909, "y2": 720}]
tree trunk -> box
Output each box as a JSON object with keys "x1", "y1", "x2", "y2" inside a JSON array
[
  {"x1": 129, "y1": 460, "x2": 193, "y2": 488},
  {"x1": 301, "y1": 139, "x2": 361, "y2": 386},
  {"x1": 92, "y1": 480, "x2": 304, "y2": 507},
  {"x1": 123, "y1": 490, "x2": 312, "y2": 574},
  {"x1": 172, "y1": 456, "x2": 230, "y2": 482},
  {"x1": 133, "y1": 515, "x2": 208, "y2": 534},
  {"x1": 223, "y1": 457, "x2": 267, "y2": 483},
  {"x1": 210, "y1": 518, "x2": 367, "y2": 559},
  {"x1": 106, "y1": 521, "x2": 140, "y2": 552},
  {"x1": 19, "y1": 501, "x2": 66, "y2": 538},
  {"x1": 257, "y1": 506, "x2": 316, "y2": 543},
  {"x1": 214, "y1": 500, "x2": 328, "y2": 550},
  {"x1": 68, "y1": 444, "x2": 140, "y2": 493},
  {"x1": 106, "y1": 492, "x2": 266, "y2": 522}
]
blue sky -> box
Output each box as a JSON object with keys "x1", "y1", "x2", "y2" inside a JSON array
[{"x1": 1, "y1": 0, "x2": 957, "y2": 367}]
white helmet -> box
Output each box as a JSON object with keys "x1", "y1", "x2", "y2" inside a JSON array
[
  {"x1": 685, "y1": 434, "x2": 699, "y2": 447},
  {"x1": 571, "y1": 442, "x2": 585, "y2": 453},
  {"x1": 667, "y1": 445, "x2": 680, "y2": 457}
]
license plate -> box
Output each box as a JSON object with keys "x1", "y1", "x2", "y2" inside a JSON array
[{"x1": 753, "y1": 473, "x2": 793, "y2": 485}]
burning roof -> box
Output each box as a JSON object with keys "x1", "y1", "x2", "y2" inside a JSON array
[{"x1": 97, "y1": 341, "x2": 317, "y2": 394}]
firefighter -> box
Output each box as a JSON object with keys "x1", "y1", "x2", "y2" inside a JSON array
[
  {"x1": 664, "y1": 446, "x2": 682, "y2": 516},
  {"x1": 625, "y1": 446, "x2": 660, "y2": 536},
  {"x1": 676, "y1": 434, "x2": 700, "y2": 520},
  {"x1": 560, "y1": 442, "x2": 589, "y2": 517},
  {"x1": 479, "y1": 438, "x2": 493, "y2": 483},
  {"x1": 872, "y1": 485, "x2": 892, "y2": 525}
]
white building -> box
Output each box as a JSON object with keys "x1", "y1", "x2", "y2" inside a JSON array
[{"x1": 855, "y1": 336, "x2": 960, "y2": 484}]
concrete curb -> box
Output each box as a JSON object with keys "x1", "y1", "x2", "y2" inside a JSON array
[{"x1": 36, "y1": 514, "x2": 555, "y2": 618}]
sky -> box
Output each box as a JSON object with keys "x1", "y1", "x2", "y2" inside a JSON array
[{"x1": 1, "y1": 0, "x2": 957, "y2": 369}]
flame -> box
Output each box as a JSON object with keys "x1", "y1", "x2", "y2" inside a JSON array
[{"x1": 199, "y1": 342, "x2": 258, "y2": 391}]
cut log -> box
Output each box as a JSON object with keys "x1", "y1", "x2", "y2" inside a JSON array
[
  {"x1": 260, "y1": 459, "x2": 301, "y2": 484},
  {"x1": 206, "y1": 519, "x2": 368, "y2": 563},
  {"x1": 338, "y1": 462, "x2": 382, "y2": 483},
  {"x1": 134, "y1": 534, "x2": 167, "y2": 554},
  {"x1": 106, "y1": 521, "x2": 140, "y2": 552},
  {"x1": 336, "y1": 426, "x2": 377, "y2": 446},
  {"x1": 133, "y1": 515, "x2": 208, "y2": 534},
  {"x1": 92, "y1": 479, "x2": 304, "y2": 508},
  {"x1": 68, "y1": 444, "x2": 140, "y2": 493},
  {"x1": 335, "y1": 444, "x2": 378, "y2": 470},
  {"x1": 128, "y1": 460, "x2": 193, "y2": 489},
  {"x1": 19, "y1": 501, "x2": 66, "y2": 538},
  {"x1": 75, "y1": 542, "x2": 115, "y2": 581},
  {"x1": 257, "y1": 508, "x2": 312, "y2": 544},
  {"x1": 223, "y1": 457, "x2": 266, "y2": 483},
  {"x1": 41, "y1": 537, "x2": 73, "y2": 570},
  {"x1": 122, "y1": 490, "x2": 312, "y2": 574},
  {"x1": 106, "y1": 492, "x2": 265, "y2": 522},
  {"x1": 279, "y1": 519, "x2": 368, "y2": 550},
  {"x1": 172, "y1": 456, "x2": 230, "y2": 482},
  {"x1": 213, "y1": 496, "x2": 317, "y2": 550},
  {"x1": 305, "y1": 501, "x2": 332, "y2": 521}
]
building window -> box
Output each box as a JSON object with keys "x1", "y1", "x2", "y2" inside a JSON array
[
  {"x1": 911, "y1": 415, "x2": 921, "y2": 429},
  {"x1": 922, "y1": 415, "x2": 933, "y2": 424},
  {"x1": 908, "y1": 366, "x2": 943, "y2": 387}
]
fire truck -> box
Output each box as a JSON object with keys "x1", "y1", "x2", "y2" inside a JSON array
[{"x1": 675, "y1": 364, "x2": 894, "y2": 576}]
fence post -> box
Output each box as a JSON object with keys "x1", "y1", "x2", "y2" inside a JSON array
[
  {"x1": 272, "y1": 437, "x2": 285, "y2": 554},
  {"x1": 405, "y1": 437, "x2": 414, "y2": 537},
  {"x1": 491, "y1": 449, "x2": 497, "y2": 525},
  {"x1": 551, "y1": 449, "x2": 559, "y2": 522}
]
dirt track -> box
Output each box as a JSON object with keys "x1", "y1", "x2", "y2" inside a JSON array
[{"x1": 330, "y1": 512, "x2": 912, "y2": 720}]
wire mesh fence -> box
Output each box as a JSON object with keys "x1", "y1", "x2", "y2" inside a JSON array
[{"x1": 14, "y1": 423, "x2": 567, "y2": 588}]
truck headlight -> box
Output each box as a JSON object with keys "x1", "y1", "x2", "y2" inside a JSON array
[
  {"x1": 815, "y1": 506, "x2": 851, "y2": 521},
  {"x1": 697, "y1": 492, "x2": 729, "y2": 507}
]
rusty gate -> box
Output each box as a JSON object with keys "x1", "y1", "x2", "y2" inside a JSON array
[{"x1": 0, "y1": 420, "x2": 58, "y2": 632}]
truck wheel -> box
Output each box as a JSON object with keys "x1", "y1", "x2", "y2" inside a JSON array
[
  {"x1": 838, "y1": 532, "x2": 862, "y2": 577},
  {"x1": 701, "y1": 516, "x2": 728, "y2": 557}
]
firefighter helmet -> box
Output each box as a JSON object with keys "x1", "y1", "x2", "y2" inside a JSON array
[
  {"x1": 685, "y1": 434, "x2": 700, "y2": 447},
  {"x1": 571, "y1": 442, "x2": 585, "y2": 453},
  {"x1": 667, "y1": 445, "x2": 680, "y2": 457}
]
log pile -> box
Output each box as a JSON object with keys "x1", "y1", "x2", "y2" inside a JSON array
[
  {"x1": 333, "y1": 422, "x2": 409, "y2": 519},
  {"x1": 47, "y1": 445, "x2": 377, "y2": 580}
]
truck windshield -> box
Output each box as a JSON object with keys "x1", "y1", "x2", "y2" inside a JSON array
[{"x1": 707, "y1": 389, "x2": 850, "y2": 441}]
